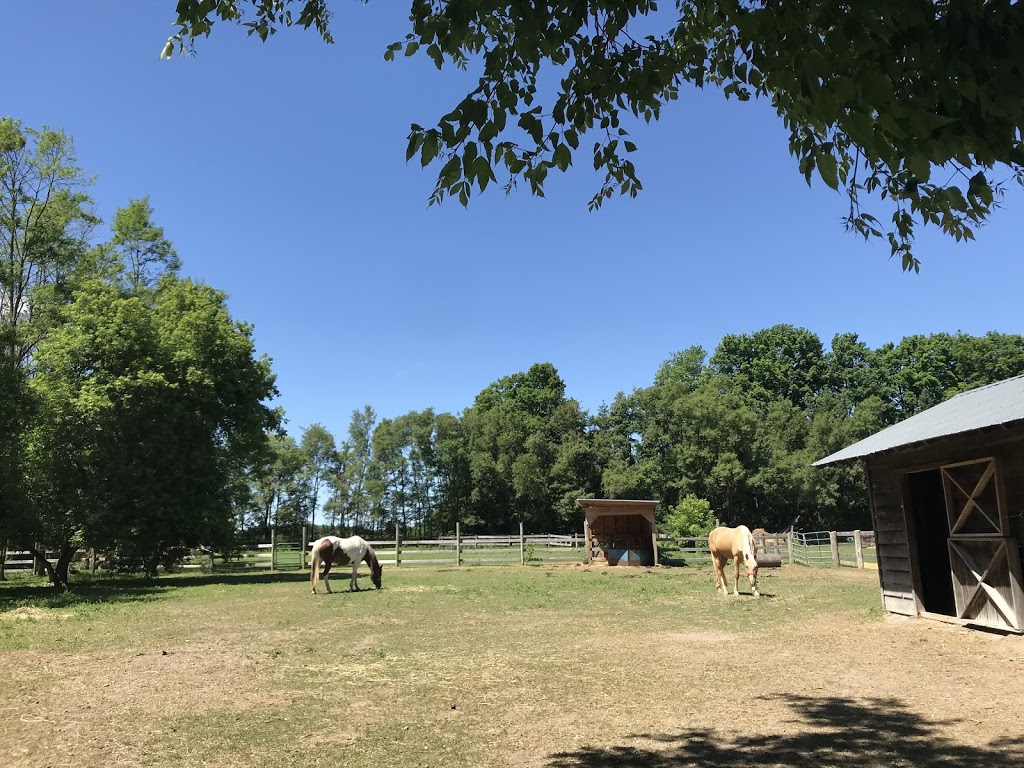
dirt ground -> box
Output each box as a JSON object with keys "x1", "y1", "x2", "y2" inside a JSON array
[{"x1": 2, "y1": 567, "x2": 1024, "y2": 768}]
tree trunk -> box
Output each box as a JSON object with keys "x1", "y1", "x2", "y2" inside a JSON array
[
  {"x1": 0, "y1": 539, "x2": 7, "y2": 580},
  {"x1": 54, "y1": 544, "x2": 78, "y2": 585},
  {"x1": 28, "y1": 544, "x2": 71, "y2": 589}
]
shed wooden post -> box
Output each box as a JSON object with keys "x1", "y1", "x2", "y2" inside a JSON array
[
  {"x1": 520, "y1": 521, "x2": 525, "y2": 565},
  {"x1": 786, "y1": 531, "x2": 794, "y2": 564},
  {"x1": 395, "y1": 523, "x2": 402, "y2": 568},
  {"x1": 854, "y1": 530, "x2": 864, "y2": 569},
  {"x1": 651, "y1": 530, "x2": 659, "y2": 566},
  {"x1": 584, "y1": 520, "x2": 592, "y2": 565},
  {"x1": 301, "y1": 526, "x2": 308, "y2": 570},
  {"x1": 829, "y1": 531, "x2": 840, "y2": 567},
  {"x1": 456, "y1": 522, "x2": 462, "y2": 566},
  {"x1": 270, "y1": 528, "x2": 276, "y2": 572}
]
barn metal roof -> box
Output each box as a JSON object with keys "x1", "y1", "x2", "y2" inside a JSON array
[{"x1": 813, "y1": 375, "x2": 1024, "y2": 466}]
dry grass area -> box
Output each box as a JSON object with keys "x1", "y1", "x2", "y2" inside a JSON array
[{"x1": 2, "y1": 564, "x2": 1023, "y2": 768}]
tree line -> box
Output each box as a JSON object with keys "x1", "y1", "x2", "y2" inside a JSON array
[
  {"x1": 4, "y1": 117, "x2": 1023, "y2": 584},
  {"x1": 246, "y1": 328, "x2": 1024, "y2": 544}
]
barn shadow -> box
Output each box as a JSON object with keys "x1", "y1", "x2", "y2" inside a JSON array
[{"x1": 544, "y1": 694, "x2": 1024, "y2": 768}]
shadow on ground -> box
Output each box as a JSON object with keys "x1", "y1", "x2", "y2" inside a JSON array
[
  {"x1": 0, "y1": 569, "x2": 313, "y2": 609},
  {"x1": 545, "y1": 694, "x2": 1024, "y2": 768}
]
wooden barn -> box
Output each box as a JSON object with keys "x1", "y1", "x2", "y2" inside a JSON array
[
  {"x1": 815, "y1": 375, "x2": 1024, "y2": 633},
  {"x1": 578, "y1": 499, "x2": 659, "y2": 566}
]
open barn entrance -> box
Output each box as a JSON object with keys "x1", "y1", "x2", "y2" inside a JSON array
[
  {"x1": 578, "y1": 499, "x2": 658, "y2": 567},
  {"x1": 905, "y1": 469, "x2": 955, "y2": 616}
]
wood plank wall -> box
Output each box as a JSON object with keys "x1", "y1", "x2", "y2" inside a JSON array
[{"x1": 866, "y1": 426, "x2": 1024, "y2": 619}]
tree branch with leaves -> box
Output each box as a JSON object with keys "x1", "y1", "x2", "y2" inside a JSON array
[{"x1": 162, "y1": 1, "x2": 1024, "y2": 269}]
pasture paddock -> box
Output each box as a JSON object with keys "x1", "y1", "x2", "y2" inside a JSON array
[{"x1": 1, "y1": 565, "x2": 1022, "y2": 768}]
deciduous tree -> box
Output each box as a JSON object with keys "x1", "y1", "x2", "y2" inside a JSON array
[{"x1": 27, "y1": 275, "x2": 278, "y2": 583}]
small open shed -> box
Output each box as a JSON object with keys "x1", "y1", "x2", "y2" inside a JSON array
[
  {"x1": 815, "y1": 375, "x2": 1024, "y2": 633},
  {"x1": 577, "y1": 498, "x2": 658, "y2": 566}
]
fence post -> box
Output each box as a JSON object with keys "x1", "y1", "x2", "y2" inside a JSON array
[
  {"x1": 396, "y1": 523, "x2": 402, "y2": 568},
  {"x1": 270, "y1": 528, "x2": 276, "y2": 572},
  {"x1": 520, "y1": 522, "x2": 525, "y2": 565},
  {"x1": 854, "y1": 529, "x2": 864, "y2": 569},
  {"x1": 89, "y1": 547, "x2": 97, "y2": 574},
  {"x1": 456, "y1": 522, "x2": 462, "y2": 566},
  {"x1": 301, "y1": 526, "x2": 308, "y2": 570},
  {"x1": 787, "y1": 531, "x2": 794, "y2": 564},
  {"x1": 829, "y1": 531, "x2": 840, "y2": 567}
]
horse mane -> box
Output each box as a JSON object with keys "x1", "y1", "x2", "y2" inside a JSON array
[
  {"x1": 738, "y1": 525, "x2": 756, "y2": 564},
  {"x1": 362, "y1": 542, "x2": 378, "y2": 569}
]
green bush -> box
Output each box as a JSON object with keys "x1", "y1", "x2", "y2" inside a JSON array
[{"x1": 663, "y1": 495, "x2": 716, "y2": 539}]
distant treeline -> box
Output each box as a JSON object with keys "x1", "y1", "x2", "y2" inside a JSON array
[{"x1": 247, "y1": 327, "x2": 1024, "y2": 540}]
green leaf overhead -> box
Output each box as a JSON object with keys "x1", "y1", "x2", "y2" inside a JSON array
[{"x1": 163, "y1": 0, "x2": 1024, "y2": 272}]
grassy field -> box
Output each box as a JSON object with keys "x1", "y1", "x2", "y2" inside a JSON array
[{"x1": 2, "y1": 563, "x2": 1022, "y2": 768}]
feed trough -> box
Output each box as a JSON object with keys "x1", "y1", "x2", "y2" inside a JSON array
[{"x1": 755, "y1": 553, "x2": 783, "y2": 568}]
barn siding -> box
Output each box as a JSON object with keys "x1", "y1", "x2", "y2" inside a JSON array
[
  {"x1": 865, "y1": 463, "x2": 916, "y2": 614},
  {"x1": 863, "y1": 425, "x2": 1024, "y2": 624}
]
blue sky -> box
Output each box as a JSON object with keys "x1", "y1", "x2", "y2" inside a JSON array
[{"x1": 3, "y1": 2, "x2": 1022, "y2": 441}]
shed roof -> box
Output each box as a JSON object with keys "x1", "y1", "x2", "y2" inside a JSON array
[
  {"x1": 814, "y1": 375, "x2": 1024, "y2": 467},
  {"x1": 576, "y1": 499, "x2": 659, "y2": 512}
]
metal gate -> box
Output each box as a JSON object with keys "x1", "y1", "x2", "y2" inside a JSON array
[
  {"x1": 272, "y1": 541, "x2": 304, "y2": 571},
  {"x1": 943, "y1": 457, "x2": 1024, "y2": 631}
]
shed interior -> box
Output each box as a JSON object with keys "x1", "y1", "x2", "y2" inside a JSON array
[
  {"x1": 589, "y1": 513, "x2": 654, "y2": 566},
  {"x1": 578, "y1": 499, "x2": 658, "y2": 567}
]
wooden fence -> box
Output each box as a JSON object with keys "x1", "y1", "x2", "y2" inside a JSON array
[
  {"x1": 1, "y1": 528, "x2": 878, "y2": 574},
  {"x1": 658, "y1": 530, "x2": 878, "y2": 569}
]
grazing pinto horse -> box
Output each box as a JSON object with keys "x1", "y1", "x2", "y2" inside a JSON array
[
  {"x1": 708, "y1": 525, "x2": 760, "y2": 597},
  {"x1": 310, "y1": 535, "x2": 383, "y2": 594}
]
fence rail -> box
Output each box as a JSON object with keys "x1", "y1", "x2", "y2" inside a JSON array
[
  {"x1": 1, "y1": 528, "x2": 878, "y2": 575},
  {"x1": 657, "y1": 530, "x2": 877, "y2": 570}
]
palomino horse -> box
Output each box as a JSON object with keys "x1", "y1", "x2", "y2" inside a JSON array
[
  {"x1": 310, "y1": 535, "x2": 383, "y2": 594},
  {"x1": 708, "y1": 525, "x2": 760, "y2": 597}
]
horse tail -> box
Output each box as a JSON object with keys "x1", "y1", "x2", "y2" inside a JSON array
[{"x1": 310, "y1": 539, "x2": 322, "y2": 592}]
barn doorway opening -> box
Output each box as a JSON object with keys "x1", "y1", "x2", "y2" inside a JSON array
[{"x1": 906, "y1": 469, "x2": 955, "y2": 616}]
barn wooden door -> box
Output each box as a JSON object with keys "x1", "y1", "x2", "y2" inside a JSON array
[{"x1": 942, "y1": 458, "x2": 1024, "y2": 631}]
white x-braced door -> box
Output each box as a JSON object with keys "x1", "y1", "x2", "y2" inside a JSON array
[{"x1": 942, "y1": 457, "x2": 1024, "y2": 631}]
